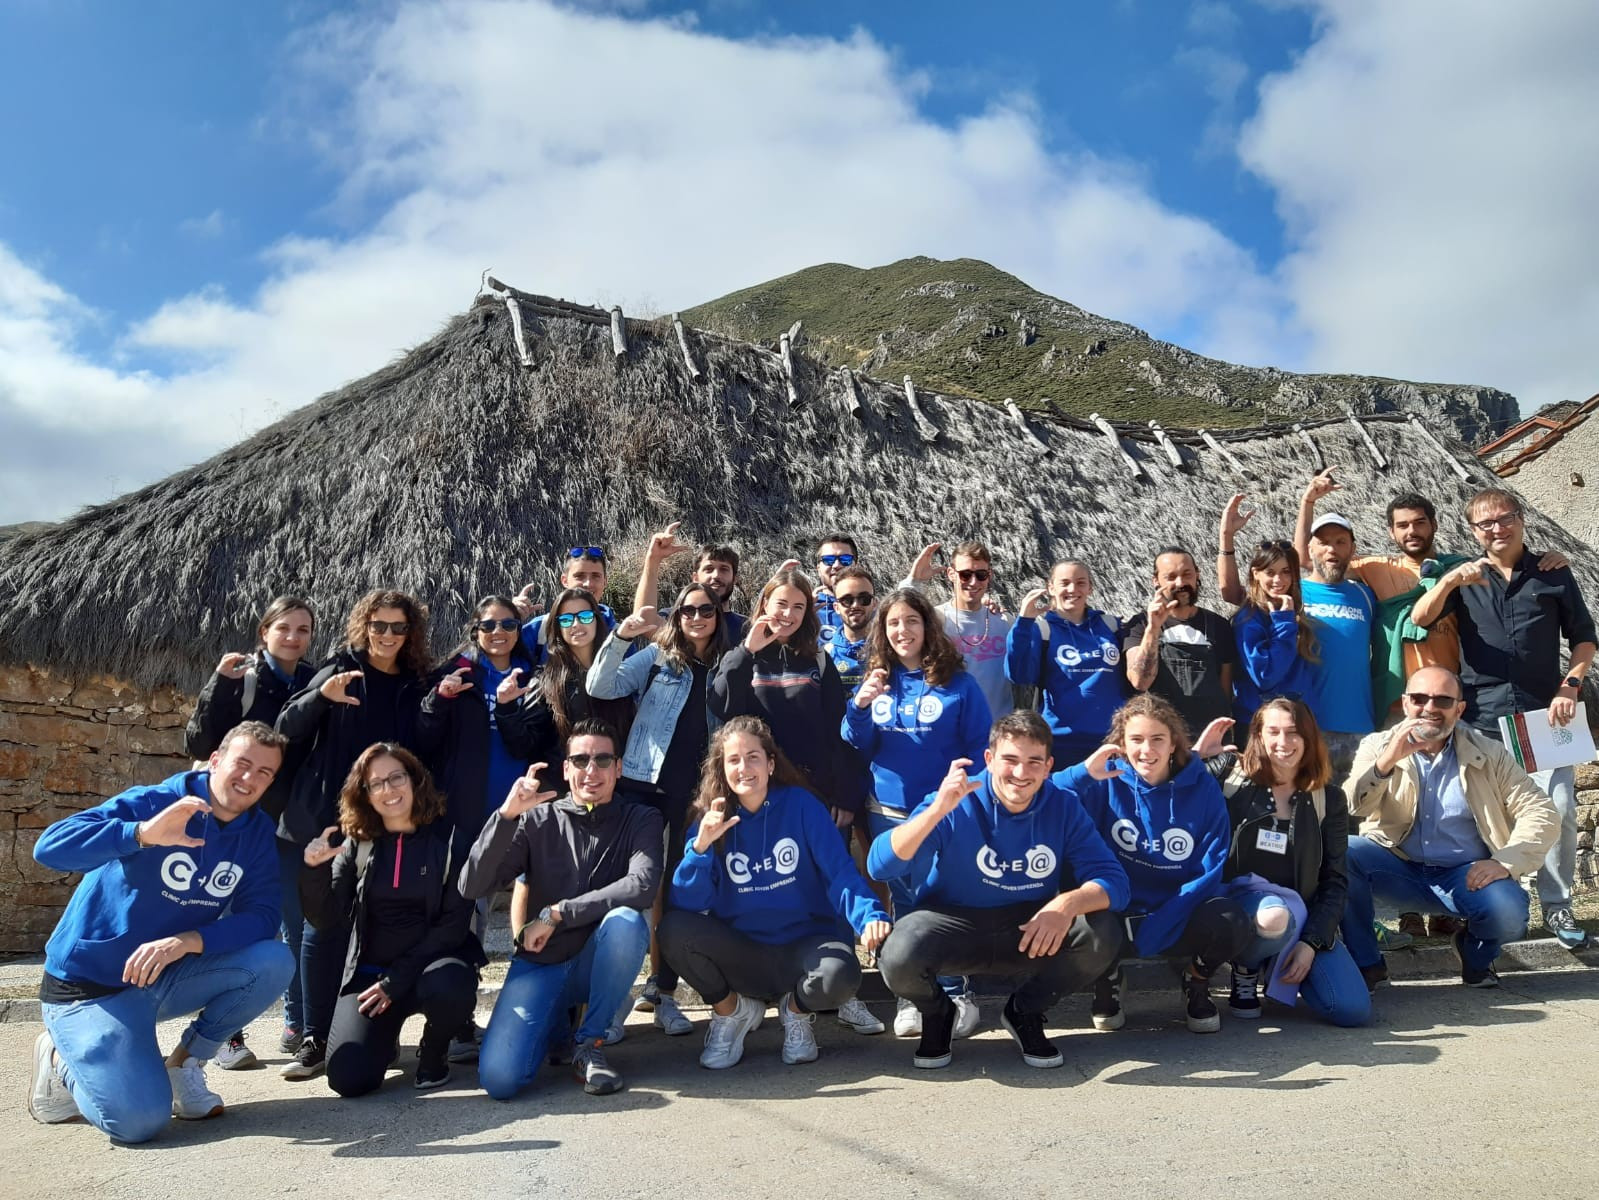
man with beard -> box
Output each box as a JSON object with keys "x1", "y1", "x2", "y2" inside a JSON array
[
  {"x1": 631, "y1": 519, "x2": 747, "y2": 640},
  {"x1": 901, "y1": 541, "x2": 1015, "y2": 720},
  {"x1": 813, "y1": 533, "x2": 860, "y2": 650},
  {"x1": 1122, "y1": 547, "x2": 1236, "y2": 739},
  {"x1": 825, "y1": 565, "x2": 878, "y2": 692},
  {"x1": 1340, "y1": 668, "x2": 1557, "y2": 989},
  {"x1": 1298, "y1": 513, "x2": 1377, "y2": 779}
]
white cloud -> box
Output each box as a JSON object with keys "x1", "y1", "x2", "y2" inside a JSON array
[
  {"x1": 1240, "y1": 0, "x2": 1599, "y2": 408},
  {"x1": 178, "y1": 209, "x2": 228, "y2": 239},
  {"x1": 1, "y1": 0, "x2": 1288, "y2": 523}
]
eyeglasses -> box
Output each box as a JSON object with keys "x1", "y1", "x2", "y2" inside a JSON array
[
  {"x1": 1404, "y1": 692, "x2": 1460, "y2": 709},
  {"x1": 677, "y1": 603, "x2": 718, "y2": 620},
  {"x1": 817, "y1": 553, "x2": 855, "y2": 567},
  {"x1": 1469, "y1": 512, "x2": 1521, "y2": 532},
  {"x1": 365, "y1": 771, "x2": 409, "y2": 793},
  {"x1": 367, "y1": 620, "x2": 410, "y2": 636},
  {"x1": 473, "y1": 618, "x2": 520, "y2": 633},
  {"x1": 566, "y1": 753, "x2": 618, "y2": 770},
  {"x1": 835, "y1": 592, "x2": 875, "y2": 608},
  {"x1": 956, "y1": 569, "x2": 991, "y2": 583},
  {"x1": 556, "y1": 611, "x2": 598, "y2": 628},
  {"x1": 567, "y1": 546, "x2": 607, "y2": 561}
]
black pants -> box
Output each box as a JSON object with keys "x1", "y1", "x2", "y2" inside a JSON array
[
  {"x1": 879, "y1": 903, "x2": 1123, "y2": 1017},
  {"x1": 629, "y1": 785, "x2": 691, "y2": 993},
  {"x1": 658, "y1": 909, "x2": 861, "y2": 1013},
  {"x1": 325, "y1": 959, "x2": 477, "y2": 1097},
  {"x1": 1145, "y1": 896, "x2": 1253, "y2": 973}
]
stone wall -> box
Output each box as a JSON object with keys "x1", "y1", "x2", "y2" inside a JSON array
[{"x1": 0, "y1": 665, "x2": 192, "y2": 953}]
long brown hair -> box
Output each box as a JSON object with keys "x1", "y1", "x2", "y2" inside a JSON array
[
  {"x1": 653, "y1": 583, "x2": 731, "y2": 673},
  {"x1": 752, "y1": 570, "x2": 820, "y2": 659},
  {"x1": 540, "y1": 587, "x2": 607, "y2": 740},
  {"x1": 257, "y1": 595, "x2": 316, "y2": 648},
  {"x1": 344, "y1": 589, "x2": 430, "y2": 677},
  {"x1": 1105, "y1": 694, "x2": 1194, "y2": 774},
  {"x1": 1241, "y1": 543, "x2": 1319, "y2": 664},
  {"x1": 690, "y1": 715, "x2": 816, "y2": 834},
  {"x1": 336, "y1": 743, "x2": 448, "y2": 842},
  {"x1": 1240, "y1": 697, "x2": 1332, "y2": 791},
  {"x1": 867, "y1": 586, "x2": 964, "y2": 688}
]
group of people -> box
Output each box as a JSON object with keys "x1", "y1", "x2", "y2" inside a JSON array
[{"x1": 25, "y1": 476, "x2": 1593, "y2": 1143}]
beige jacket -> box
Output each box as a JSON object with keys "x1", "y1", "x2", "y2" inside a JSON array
[{"x1": 1346, "y1": 724, "x2": 1558, "y2": 877}]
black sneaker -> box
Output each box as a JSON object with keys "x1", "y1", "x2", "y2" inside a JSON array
[
  {"x1": 1228, "y1": 967, "x2": 1262, "y2": 1019},
  {"x1": 280, "y1": 1035, "x2": 326, "y2": 1080},
  {"x1": 912, "y1": 1000, "x2": 957, "y2": 1070},
  {"x1": 1000, "y1": 997, "x2": 1063, "y2": 1068},
  {"x1": 1182, "y1": 968, "x2": 1221, "y2": 1033},
  {"x1": 1090, "y1": 967, "x2": 1125, "y2": 1031},
  {"x1": 1452, "y1": 930, "x2": 1499, "y2": 988},
  {"x1": 415, "y1": 1031, "x2": 451, "y2": 1091}
]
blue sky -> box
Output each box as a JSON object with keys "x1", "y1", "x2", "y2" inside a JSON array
[{"x1": 1, "y1": 1, "x2": 1596, "y2": 522}]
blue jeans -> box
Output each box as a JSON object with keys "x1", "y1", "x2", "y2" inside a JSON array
[
  {"x1": 1341, "y1": 835, "x2": 1529, "y2": 973},
  {"x1": 478, "y1": 907, "x2": 649, "y2": 1101},
  {"x1": 43, "y1": 940, "x2": 295, "y2": 1144},
  {"x1": 275, "y1": 839, "x2": 306, "y2": 1033},
  {"x1": 1234, "y1": 893, "x2": 1370, "y2": 1026},
  {"x1": 299, "y1": 916, "x2": 351, "y2": 1041}
]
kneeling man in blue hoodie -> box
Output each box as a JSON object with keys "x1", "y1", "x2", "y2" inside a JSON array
[
  {"x1": 29, "y1": 720, "x2": 296, "y2": 1143},
  {"x1": 870, "y1": 710, "x2": 1128, "y2": 1070}
]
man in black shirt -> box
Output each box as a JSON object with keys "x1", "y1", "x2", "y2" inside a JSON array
[
  {"x1": 1123, "y1": 547, "x2": 1237, "y2": 739},
  {"x1": 1411, "y1": 488, "x2": 1596, "y2": 951}
]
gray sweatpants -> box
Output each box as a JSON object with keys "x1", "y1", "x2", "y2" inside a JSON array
[{"x1": 658, "y1": 909, "x2": 861, "y2": 1013}]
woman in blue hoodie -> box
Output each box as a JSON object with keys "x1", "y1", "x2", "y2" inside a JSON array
[
  {"x1": 658, "y1": 716, "x2": 891, "y2": 1071},
  {"x1": 1230, "y1": 541, "x2": 1318, "y2": 728},
  {"x1": 1054, "y1": 694, "x2": 1250, "y2": 1034}
]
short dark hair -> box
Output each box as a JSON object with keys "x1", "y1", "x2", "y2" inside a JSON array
[
  {"x1": 1385, "y1": 493, "x2": 1437, "y2": 526},
  {"x1": 218, "y1": 721, "x2": 290, "y2": 756},
  {"x1": 988, "y1": 710, "x2": 1053, "y2": 753},
  {"x1": 695, "y1": 544, "x2": 740, "y2": 578},
  {"x1": 833, "y1": 564, "x2": 876, "y2": 590},
  {"x1": 567, "y1": 718, "x2": 620, "y2": 757},
  {"x1": 817, "y1": 533, "x2": 859, "y2": 556},
  {"x1": 949, "y1": 541, "x2": 991, "y2": 565},
  {"x1": 256, "y1": 596, "x2": 315, "y2": 647},
  {"x1": 1153, "y1": 545, "x2": 1195, "y2": 567}
]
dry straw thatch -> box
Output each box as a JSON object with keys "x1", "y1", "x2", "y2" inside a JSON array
[{"x1": 3, "y1": 282, "x2": 1596, "y2": 694}]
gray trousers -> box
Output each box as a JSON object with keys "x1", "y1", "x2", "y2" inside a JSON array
[{"x1": 658, "y1": 909, "x2": 861, "y2": 1013}]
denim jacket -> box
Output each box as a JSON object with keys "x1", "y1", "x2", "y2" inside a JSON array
[{"x1": 586, "y1": 633, "x2": 712, "y2": 785}]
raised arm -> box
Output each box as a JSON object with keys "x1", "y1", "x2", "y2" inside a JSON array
[{"x1": 1217, "y1": 494, "x2": 1253, "y2": 608}]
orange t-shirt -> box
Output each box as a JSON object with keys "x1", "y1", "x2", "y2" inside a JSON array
[{"x1": 1349, "y1": 554, "x2": 1461, "y2": 684}]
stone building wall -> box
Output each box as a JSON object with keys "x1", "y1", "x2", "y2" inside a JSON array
[{"x1": 0, "y1": 665, "x2": 192, "y2": 953}]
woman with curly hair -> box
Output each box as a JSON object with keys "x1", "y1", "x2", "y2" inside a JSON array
[
  {"x1": 301, "y1": 744, "x2": 485, "y2": 1096},
  {"x1": 277, "y1": 588, "x2": 432, "y2": 1080},
  {"x1": 1230, "y1": 541, "x2": 1318, "y2": 729}
]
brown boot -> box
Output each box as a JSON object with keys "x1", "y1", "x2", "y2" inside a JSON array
[
  {"x1": 1428, "y1": 914, "x2": 1465, "y2": 938},
  {"x1": 1397, "y1": 913, "x2": 1427, "y2": 939}
]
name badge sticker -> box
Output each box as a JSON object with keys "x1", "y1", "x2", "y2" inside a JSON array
[{"x1": 1255, "y1": 828, "x2": 1289, "y2": 855}]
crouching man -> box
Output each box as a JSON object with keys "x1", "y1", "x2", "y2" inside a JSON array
[
  {"x1": 29, "y1": 721, "x2": 296, "y2": 1142},
  {"x1": 869, "y1": 710, "x2": 1127, "y2": 1071}
]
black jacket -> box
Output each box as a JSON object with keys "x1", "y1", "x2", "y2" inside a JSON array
[
  {"x1": 276, "y1": 648, "x2": 428, "y2": 846},
  {"x1": 300, "y1": 820, "x2": 486, "y2": 996},
  {"x1": 458, "y1": 798, "x2": 662, "y2": 965},
  {"x1": 184, "y1": 651, "x2": 316, "y2": 822},
  {"x1": 415, "y1": 649, "x2": 535, "y2": 844},
  {"x1": 496, "y1": 668, "x2": 634, "y2": 790},
  {"x1": 1209, "y1": 753, "x2": 1350, "y2": 951}
]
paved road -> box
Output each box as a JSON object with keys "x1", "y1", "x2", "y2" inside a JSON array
[{"x1": 7, "y1": 969, "x2": 1598, "y2": 1199}]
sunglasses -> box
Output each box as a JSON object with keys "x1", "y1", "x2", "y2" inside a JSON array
[
  {"x1": 365, "y1": 770, "x2": 409, "y2": 793},
  {"x1": 556, "y1": 611, "x2": 598, "y2": 628},
  {"x1": 1469, "y1": 512, "x2": 1521, "y2": 532},
  {"x1": 566, "y1": 752, "x2": 618, "y2": 769},
  {"x1": 473, "y1": 618, "x2": 520, "y2": 633},
  {"x1": 1404, "y1": 692, "x2": 1460, "y2": 709},
  {"x1": 1257, "y1": 539, "x2": 1293, "y2": 554},
  {"x1": 677, "y1": 603, "x2": 718, "y2": 620},
  {"x1": 817, "y1": 553, "x2": 855, "y2": 567},
  {"x1": 956, "y1": 569, "x2": 991, "y2": 583},
  {"x1": 367, "y1": 620, "x2": 410, "y2": 636},
  {"x1": 835, "y1": 592, "x2": 875, "y2": 608},
  {"x1": 567, "y1": 546, "x2": 607, "y2": 561}
]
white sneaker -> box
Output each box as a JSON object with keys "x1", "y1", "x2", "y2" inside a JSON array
[
  {"x1": 214, "y1": 1035, "x2": 258, "y2": 1070},
  {"x1": 29, "y1": 1032, "x2": 79, "y2": 1125},
  {"x1": 835, "y1": 996, "x2": 885, "y2": 1035},
  {"x1": 169, "y1": 1059, "x2": 224, "y2": 1120},
  {"x1": 653, "y1": 994, "x2": 694, "y2": 1036},
  {"x1": 699, "y1": 995, "x2": 764, "y2": 1070},
  {"x1": 892, "y1": 996, "x2": 922, "y2": 1037},
  {"x1": 952, "y1": 992, "x2": 981, "y2": 1039},
  {"x1": 779, "y1": 993, "x2": 819, "y2": 1065}
]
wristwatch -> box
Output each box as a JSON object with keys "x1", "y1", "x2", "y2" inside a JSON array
[
  {"x1": 1564, "y1": 675, "x2": 1583, "y2": 689},
  {"x1": 537, "y1": 905, "x2": 558, "y2": 925}
]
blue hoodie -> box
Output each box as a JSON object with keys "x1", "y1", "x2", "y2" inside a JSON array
[
  {"x1": 1231, "y1": 607, "x2": 1313, "y2": 728},
  {"x1": 1052, "y1": 755, "x2": 1230, "y2": 956},
  {"x1": 842, "y1": 667, "x2": 992, "y2": 814},
  {"x1": 1005, "y1": 610, "x2": 1125, "y2": 759},
  {"x1": 672, "y1": 784, "x2": 888, "y2": 945},
  {"x1": 35, "y1": 771, "x2": 282, "y2": 989},
  {"x1": 867, "y1": 771, "x2": 1130, "y2": 912}
]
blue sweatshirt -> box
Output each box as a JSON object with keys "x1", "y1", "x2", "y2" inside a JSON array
[
  {"x1": 1231, "y1": 607, "x2": 1314, "y2": 728},
  {"x1": 672, "y1": 784, "x2": 888, "y2": 945},
  {"x1": 1052, "y1": 755, "x2": 1230, "y2": 956},
  {"x1": 35, "y1": 771, "x2": 283, "y2": 989},
  {"x1": 842, "y1": 667, "x2": 992, "y2": 814},
  {"x1": 1005, "y1": 610, "x2": 1125, "y2": 758},
  {"x1": 867, "y1": 771, "x2": 1130, "y2": 912}
]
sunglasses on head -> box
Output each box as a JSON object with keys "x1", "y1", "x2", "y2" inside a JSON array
[
  {"x1": 566, "y1": 752, "x2": 618, "y2": 769},
  {"x1": 1257, "y1": 539, "x2": 1293, "y2": 554},
  {"x1": 367, "y1": 620, "x2": 410, "y2": 636},
  {"x1": 1405, "y1": 692, "x2": 1460, "y2": 709},
  {"x1": 567, "y1": 546, "x2": 607, "y2": 561},
  {"x1": 835, "y1": 592, "x2": 875, "y2": 608},
  {"x1": 473, "y1": 618, "x2": 520, "y2": 633},
  {"x1": 677, "y1": 603, "x2": 718, "y2": 621},
  {"x1": 556, "y1": 611, "x2": 598, "y2": 628},
  {"x1": 817, "y1": 553, "x2": 855, "y2": 567},
  {"x1": 956, "y1": 569, "x2": 990, "y2": 583}
]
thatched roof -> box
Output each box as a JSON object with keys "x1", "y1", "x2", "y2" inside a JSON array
[{"x1": 4, "y1": 281, "x2": 1597, "y2": 693}]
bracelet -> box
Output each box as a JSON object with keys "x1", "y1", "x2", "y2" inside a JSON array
[{"x1": 133, "y1": 822, "x2": 146, "y2": 848}]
